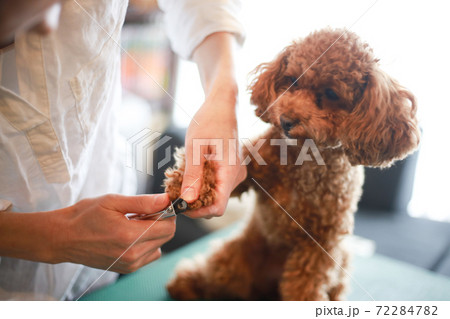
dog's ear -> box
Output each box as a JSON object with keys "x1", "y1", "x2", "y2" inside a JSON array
[
  {"x1": 249, "y1": 46, "x2": 291, "y2": 122},
  {"x1": 339, "y1": 68, "x2": 420, "y2": 167}
]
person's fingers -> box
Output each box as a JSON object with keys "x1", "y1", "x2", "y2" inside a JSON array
[
  {"x1": 140, "y1": 248, "x2": 163, "y2": 267},
  {"x1": 126, "y1": 217, "x2": 176, "y2": 243},
  {"x1": 184, "y1": 204, "x2": 221, "y2": 218},
  {"x1": 125, "y1": 248, "x2": 162, "y2": 273},
  {"x1": 184, "y1": 161, "x2": 246, "y2": 219},
  {"x1": 180, "y1": 142, "x2": 206, "y2": 203},
  {"x1": 105, "y1": 229, "x2": 172, "y2": 273},
  {"x1": 123, "y1": 236, "x2": 169, "y2": 263},
  {"x1": 101, "y1": 193, "x2": 170, "y2": 215},
  {"x1": 183, "y1": 186, "x2": 226, "y2": 219},
  {"x1": 183, "y1": 177, "x2": 228, "y2": 218},
  {"x1": 233, "y1": 163, "x2": 247, "y2": 189}
]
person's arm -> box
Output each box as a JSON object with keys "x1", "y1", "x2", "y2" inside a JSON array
[
  {"x1": 157, "y1": 0, "x2": 246, "y2": 218},
  {"x1": 0, "y1": 0, "x2": 60, "y2": 46},
  {"x1": 192, "y1": 32, "x2": 238, "y2": 96},
  {"x1": 0, "y1": 193, "x2": 175, "y2": 274},
  {"x1": 180, "y1": 32, "x2": 246, "y2": 218}
]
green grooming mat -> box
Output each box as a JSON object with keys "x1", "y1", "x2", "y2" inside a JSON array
[{"x1": 81, "y1": 223, "x2": 450, "y2": 301}]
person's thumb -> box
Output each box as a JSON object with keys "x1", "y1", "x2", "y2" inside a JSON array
[
  {"x1": 180, "y1": 149, "x2": 204, "y2": 203},
  {"x1": 104, "y1": 193, "x2": 170, "y2": 215}
]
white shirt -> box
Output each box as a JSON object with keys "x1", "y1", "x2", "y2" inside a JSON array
[{"x1": 0, "y1": 0, "x2": 244, "y2": 300}]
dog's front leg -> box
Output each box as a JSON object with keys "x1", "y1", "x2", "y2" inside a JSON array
[
  {"x1": 167, "y1": 219, "x2": 271, "y2": 300},
  {"x1": 279, "y1": 245, "x2": 338, "y2": 301}
]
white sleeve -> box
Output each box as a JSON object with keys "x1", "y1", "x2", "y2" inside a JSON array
[{"x1": 157, "y1": 0, "x2": 245, "y2": 60}]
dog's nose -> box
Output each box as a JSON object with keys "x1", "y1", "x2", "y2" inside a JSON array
[{"x1": 280, "y1": 115, "x2": 298, "y2": 133}]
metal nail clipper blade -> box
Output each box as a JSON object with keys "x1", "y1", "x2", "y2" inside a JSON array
[{"x1": 126, "y1": 198, "x2": 189, "y2": 220}]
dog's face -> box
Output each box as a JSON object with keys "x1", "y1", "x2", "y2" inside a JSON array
[{"x1": 250, "y1": 29, "x2": 420, "y2": 167}]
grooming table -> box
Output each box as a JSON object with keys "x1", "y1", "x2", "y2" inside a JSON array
[{"x1": 81, "y1": 223, "x2": 450, "y2": 301}]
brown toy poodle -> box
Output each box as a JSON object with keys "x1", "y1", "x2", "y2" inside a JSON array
[{"x1": 164, "y1": 28, "x2": 420, "y2": 300}]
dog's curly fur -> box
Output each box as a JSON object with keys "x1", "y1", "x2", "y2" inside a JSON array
[
  {"x1": 165, "y1": 150, "x2": 217, "y2": 210},
  {"x1": 164, "y1": 28, "x2": 420, "y2": 300}
]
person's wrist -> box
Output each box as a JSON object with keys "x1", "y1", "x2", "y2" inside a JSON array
[
  {"x1": 46, "y1": 205, "x2": 74, "y2": 264},
  {"x1": 205, "y1": 77, "x2": 238, "y2": 110}
]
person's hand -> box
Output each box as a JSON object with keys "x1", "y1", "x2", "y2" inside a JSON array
[
  {"x1": 181, "y1": 86, "x2": 247, "y2": 219},
  {"x1": 179, "y1": 32, "x2": 247, "y2": 219},
  {"x1": 54, "y1": 193, "x2": 175, "y2": 274}
]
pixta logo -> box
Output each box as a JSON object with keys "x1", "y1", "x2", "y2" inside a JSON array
[{"x1": 126, "y1": 128, "x2": 172, "y2": 176}]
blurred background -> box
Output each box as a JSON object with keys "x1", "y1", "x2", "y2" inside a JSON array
[{"x1": 119, "y1": 0, "x2": 450, "y2": 277}]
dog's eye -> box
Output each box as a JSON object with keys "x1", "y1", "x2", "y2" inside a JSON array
[{"x1": 324, "y1": 88, "x2": 339, "y2": 101}]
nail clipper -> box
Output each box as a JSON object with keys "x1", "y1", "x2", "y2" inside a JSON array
[{"x1": 126, "y1": 198, "x2": 189, "y2": 220}]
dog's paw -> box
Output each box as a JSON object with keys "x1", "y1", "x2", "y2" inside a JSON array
[
  {"x1": 167, "y1": 269, "x2": 206, "y2": 300},
  {"x1": 166, "y1": 255, "x2": 208, "y2": 300},
  {"x1": 164, "y1": 147, "x2": 216, "y2": 209}
]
